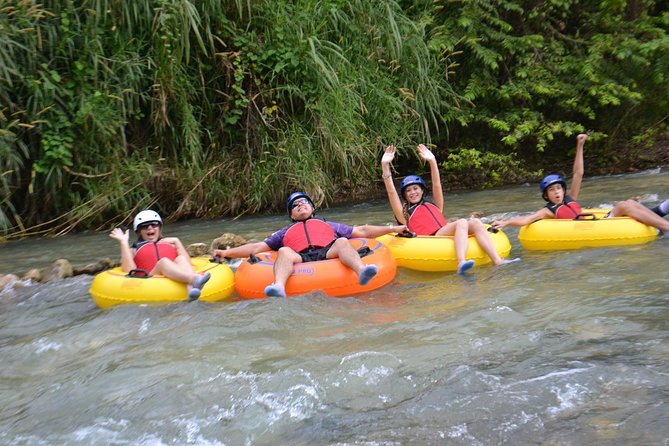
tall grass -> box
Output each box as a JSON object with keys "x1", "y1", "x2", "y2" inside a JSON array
[
  {"x1": 1, "y1": 0, "x2": 453, "y2": 236},
  {"x1": 8, "y1": 0, "x2": 664, "y2": 237}
]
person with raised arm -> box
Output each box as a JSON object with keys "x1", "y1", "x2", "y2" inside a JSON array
[
  {"x1": 109, "y1": 210, "x2": 210, "y2": 300},
  {"x1": 492, "y1": 134, "x2": 669, "y2": 234},
  {"x1": 213, "y1": 192, "x2": 406, "y2": 297},
  {"x1": 382, "y1": 144, "x2": 517, "y2": 274}
]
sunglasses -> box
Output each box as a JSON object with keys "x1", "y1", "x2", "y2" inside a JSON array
[
  {"x1": 138, "y1": 222, "x2": 161, "y2": 230},
  {"x1": 291, "y1": 199, "x2": 311, "y2": 209}
]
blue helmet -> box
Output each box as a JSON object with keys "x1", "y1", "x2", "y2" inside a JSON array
[
  {"x1": 400, "y1": 175, "x2": 427, "y2": 197},
  {"x1": 286, "y1": 191, "x2": 314, "y2": 215},
  {"x1": 540, "y1": 174, "x2": 566, "y2": 199}
]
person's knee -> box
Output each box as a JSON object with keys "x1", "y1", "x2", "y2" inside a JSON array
[
  {"x1": 468, "y1": 218, "x2": 485, "y2": 231},
  {"x1": 331, "y1": 237, "x2": 352, "y2": 252},
  {"x1": 277, "y1": 246, "x2": 297, "y2": 258},
  {"x1": 156, "y1": 257, "x2": 174, "y2": 268},
  {"x1": 333, "y1": 237, "x2": 349, "y2": 246},
  {"x1": 455, "y1": 218, "x2": 468, "y2": 231},
  {"x1": 277, "y1": 246, "x2": 301, "y2": 263},
  {"x1": 612, "y1": 199, "x2": 637, "y2": 215}
]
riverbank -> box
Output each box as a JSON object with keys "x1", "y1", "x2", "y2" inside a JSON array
[
  {"x1": 2, "y1": 139, "x2": 668, "y2": 241},
  {"x1": 338, "y1": 139, "x2": 669, "y2": 205}
]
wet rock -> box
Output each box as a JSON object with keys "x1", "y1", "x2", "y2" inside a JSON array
[
  {"x1": 42, "y1": 259, "x2": 73, "y2": 282},
  {"x1": 187, "y1": 243, "x2": 209, "y2": 257},
  {"x1": 23, "y1": 269, "x2": 42, "y2": 282},
  {"x1": 211, "y1": 233, "x2": 248, "y2": 251},
  {"x1": 0, "y1": 274, "x2": 20, "y2": 292},
  {"x1": 73, "y1": 258, "x2": 118, "y2": 275}
]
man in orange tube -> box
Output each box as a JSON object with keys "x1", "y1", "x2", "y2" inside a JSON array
[{"x1": 213, "y1": 191, "x2": 405, "y2": 297}]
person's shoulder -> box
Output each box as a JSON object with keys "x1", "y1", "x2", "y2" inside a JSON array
[
  {"x1": 536, "y1": 207, "x2": 555, "y2": 217},
  {"x1": 328, "y1": 219, "x2": 351, "y2": 227}
]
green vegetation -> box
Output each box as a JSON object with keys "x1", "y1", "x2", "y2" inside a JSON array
[{"x1": 1, "y1": 0, "x2": 667, "y2": 237}]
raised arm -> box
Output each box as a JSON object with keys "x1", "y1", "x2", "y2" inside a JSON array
[
  {"x1": 568, "y1": 133, "x2": 587, "y2": 200},
  {"x1": 109, "y1": 227, "x2": 136, "y2": 272},
  {"x1": 213, "y1": 241, "x2": 271, "y2": 259},
  {"x1": 381, "y1": 145, "x2": 406, "y2": 224},
  {"x1": 417, "y1": 144, "x2": 443, "y2": 211}
]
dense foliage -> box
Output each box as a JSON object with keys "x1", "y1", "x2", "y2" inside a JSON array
[{"x1": 1, "y1": 0, "x2": 667, "y2": 236}]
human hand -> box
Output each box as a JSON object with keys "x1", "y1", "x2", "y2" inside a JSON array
[
  {"x1": 395, "y1": 224, "x2": 408, "y2": 234},
  {"x1": 160, "y1": 237, "x2": 180, "y2": 246},
  {"x1": 577, "y1": 133, "x2": 588, "y2": 144},
  {"x1": 490, "y1": 220, "x2": 508, "y2": 229},
  {"x1": 109, "y1": 227, "x2": 129, "y2": 243},
  {"x1": 416, "y1": 144, "x2": 436, "y2": 163},
  {"x1": 381, "y1": 145, "x2": 396, "y2": 165}
]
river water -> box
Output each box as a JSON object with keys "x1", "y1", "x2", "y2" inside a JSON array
[{"x1": 1, "y1": 170, "x2": 669, "y2": 445}]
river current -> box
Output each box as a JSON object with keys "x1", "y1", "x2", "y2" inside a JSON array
[{"x1": 1, "y1": 170, "x2": 668, "y2": 445}]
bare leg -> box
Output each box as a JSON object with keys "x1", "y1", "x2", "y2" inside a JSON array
[
  {"x1": 273, "y1": 247, "x2": 302, "y2": 288},
  {"x1": 435, "y1": 219, "x2": 469, "y2": 264},
  {"x1": 435, "y1": 219, "x2": 474, "y2": 273},
  {"x1": 453, "y1": 219, "x2": 470, "y2": 264},
  {"x1": 327, "y1": 238, "x2": 364, "y2": 272},
  {"x1": 468, "y1": 219, "x2": 504, "y2": 265},
  {"x1": 151, "y1": 256, "x2": 210, "y2": 300},
  {"x1": 174, "y1": 255, "x2": 195, "y2": 274},
  {"x1": 326, "y1": 238, "x2": 378, "y2": 285},
  {"x1": 151, "y1": 257, "x2": 196, "y2": 284},
  {"x1": 610, "y1": 199, "x2": 669, "y2": 232}
]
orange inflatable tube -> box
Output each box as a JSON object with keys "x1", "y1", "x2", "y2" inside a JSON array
[{"x1": 234, "y1": 238, "x2": 397, "y2": 299}]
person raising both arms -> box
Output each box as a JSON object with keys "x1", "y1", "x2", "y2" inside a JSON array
[
  {"x1": 381, "y1": 143, "x2": 518, "y2": 275},
  {"x1": 492, "y1": 133, "x2": 669, "y2": 234},
  {"x1": 212, "y1": 191, "x2": 406, "y2": 298},
  {"x1": 109, "y1": 210, "x2": 210, "y2": 300}
]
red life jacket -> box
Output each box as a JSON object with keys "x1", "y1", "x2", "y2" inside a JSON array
[
  {"x1": 282, "y1": 218, "x2": 336, "y2": 253},
  {"x1": 133, "y1": 241, "x2": 178, "y2": 271},
  {"x1": 546, "y1": 195, "x2": 583, "y2": 219},
  {"x1": 407, "y1": 202, "x2": 447, "y2": 235}
]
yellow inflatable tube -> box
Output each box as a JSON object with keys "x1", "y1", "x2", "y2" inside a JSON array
[
  {"x1": 518, "y1": 208, "x2": 659, "y2": 250},
  {"x1": 377, "y1": 227, "x2": 511, "y2": 272},
  {"x1": 89, "y1": 257, "x2": 235, "y2": 308}
]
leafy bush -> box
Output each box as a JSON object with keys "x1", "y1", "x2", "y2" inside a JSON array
[{"x1": 440, "y1": 147, "x2": 541, "y2": 189}]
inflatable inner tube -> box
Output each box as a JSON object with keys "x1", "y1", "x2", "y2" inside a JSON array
[
  {"x1": 518, "y1": 209, "x2": 659, "y2": 250},
  {"x1": 234, "y1": 238, "x2": 396, "y2": 299},
  {"x1": 89, "y1": 257, "x2": 235, "y2": 308},
  {"x1": 376, "y1": 226, "x2": 512, "y2": 272}
]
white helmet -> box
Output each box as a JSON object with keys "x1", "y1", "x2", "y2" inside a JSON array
[{"x1": 133, "y1": 210, "x2": 163, "y2": 232}]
